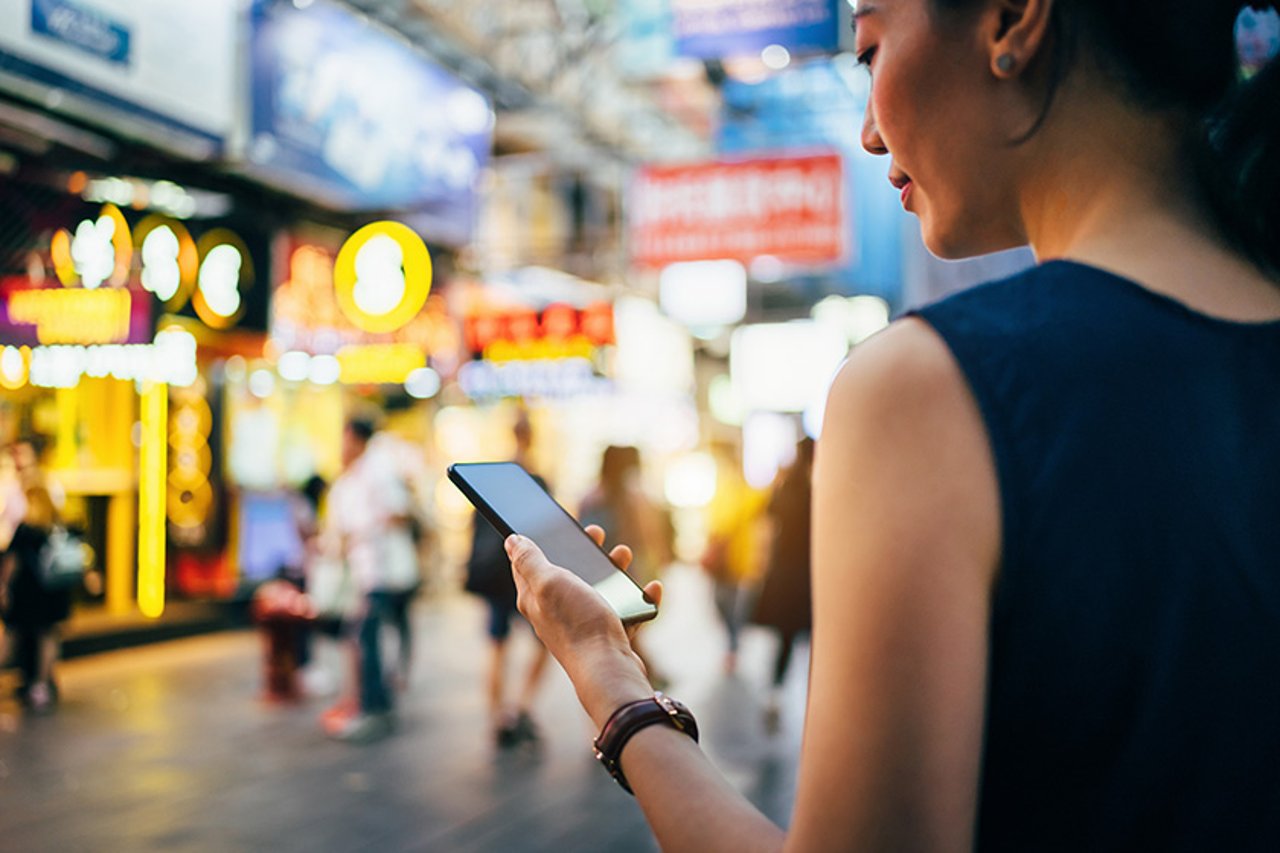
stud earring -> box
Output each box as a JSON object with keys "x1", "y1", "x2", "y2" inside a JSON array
[{"x1": 996, "y1": 53, "x2": 1016, "y2": 74}]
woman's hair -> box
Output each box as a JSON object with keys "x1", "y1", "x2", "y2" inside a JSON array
[
  {"x1": 23, "y1": 484, "x2": 56, "y2": 529},
  {"x1": 933, "y1": 0, "x2": 1280, "y2": 278}
]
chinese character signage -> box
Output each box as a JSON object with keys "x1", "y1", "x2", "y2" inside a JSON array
[{"x1": 629, "y1": 151, "x2": 845, "y2": 268}]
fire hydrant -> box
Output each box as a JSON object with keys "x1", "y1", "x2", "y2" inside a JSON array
[{"x1": 251, "y1": 580, "x2": 314, "y2": 704}]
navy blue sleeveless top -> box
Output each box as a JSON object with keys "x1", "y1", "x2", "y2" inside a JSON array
[{"x1": 914, "y1": 260, "x2": 1280, "y2": 851}]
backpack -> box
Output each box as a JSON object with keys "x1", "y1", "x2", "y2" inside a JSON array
[{"x1": 40, "y1": 526, "x2": 89, "y2": 589}]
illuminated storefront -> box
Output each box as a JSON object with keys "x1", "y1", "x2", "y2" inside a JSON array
[{"x1": 0, "y1": 166, "x2": 270, "y2": 620}]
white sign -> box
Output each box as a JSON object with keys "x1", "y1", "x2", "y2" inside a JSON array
[
  {"x1": 659, "y1": 260, "x2": 748, "y2": 330},
  {"x1": 730, "y1": 321, "x2": 847, "y2": 413},
  {"x1": 28, "y1": 327, "x2": 198, "y2": 388},
  {"x1": 0, "y1": 0, "x2": 239, "y2": 148}
]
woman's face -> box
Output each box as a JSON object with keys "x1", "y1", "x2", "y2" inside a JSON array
[{"x1": 854, "y1": 0, "x2": 1028, "y2": 258}]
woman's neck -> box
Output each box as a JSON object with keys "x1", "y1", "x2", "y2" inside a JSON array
[{"x1": 1018, "y1": 89, "x2": 1280, "y2": 320}]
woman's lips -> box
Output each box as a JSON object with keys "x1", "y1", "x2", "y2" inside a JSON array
[{"x1": 889, "y1": 172, "x2": 913, "y2": 208}]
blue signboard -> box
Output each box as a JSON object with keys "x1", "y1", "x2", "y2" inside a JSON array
[
  {"x1": 31, "y1": 0, "x2": 130, "y2": 65},
  {"x1": 673, "y1": 0, "x2": 839, "y2": 60},
  {"x1": 247, "y1": 0, "x2": 493, "y2": 243}
]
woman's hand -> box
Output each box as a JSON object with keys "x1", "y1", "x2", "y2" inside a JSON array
[{"x1": 506, "y1": 525, "x2": 662, "y2": 727}]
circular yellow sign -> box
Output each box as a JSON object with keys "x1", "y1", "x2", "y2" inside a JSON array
[
  {"x1": 134, "y1": 215, "x2": 199, "y2": 312},
  {"x1": 193, "y1": 229, "x2": 254, "y2": 330},
  {"x1": 333, "y1": 221, "x2": 433, "y2": 334},
  {"x1": 51, "y1": 203, "x2": 133, "y2": 288}
]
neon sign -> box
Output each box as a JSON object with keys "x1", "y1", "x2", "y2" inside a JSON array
[
  {"x1": 48, "y1": 203, "x2": 132, "y2": 289},
  {"x1": 7, "y1": 288, "x2": 134, "y2": 344},
  {"x1": 333, "y1": 221, "x2": 433, "y2": 333},
  {"x1": 135, "y1": 214, "x2": 199, "y2": 310},
  {"x1": 464, "y1": 302, "x2": 615, "y2": 361},
  {"x1": 335, "y1": 343, "x2": 426, "y2": 385},
  {"x1": 27, "y1": 327, "x2": 198, "y2": 388},
  {"x1": 193, "y1": 229, "x2": 253, "y2": 329}
]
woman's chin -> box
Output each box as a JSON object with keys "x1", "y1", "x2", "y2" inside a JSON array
[{"x1": 922, "y1": 220, "x2": 1022, "y2": 261}]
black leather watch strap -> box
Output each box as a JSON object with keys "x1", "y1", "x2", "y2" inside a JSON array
[{"x1": 593, "y1": 692, "x2": 699, "y2": 794}]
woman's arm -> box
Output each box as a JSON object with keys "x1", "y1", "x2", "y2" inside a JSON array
[
  {"x1": 507, "y1": 318, "x2": 999, "y2": 852},
  {"x1": 786, "y1": 319, "x2": 999, "y2": 851}
]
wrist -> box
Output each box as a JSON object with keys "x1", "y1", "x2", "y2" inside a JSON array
[
  {"x1": 592, "y1": 692, "x2": 699, "y2": 794},
  {"x1": 573, "y1": 640, "x2": 653, "y2": 728}
]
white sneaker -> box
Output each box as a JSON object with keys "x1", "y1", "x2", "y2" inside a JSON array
[{"x1": 334, "y1": 712, "x2": 393, "y2": 743}]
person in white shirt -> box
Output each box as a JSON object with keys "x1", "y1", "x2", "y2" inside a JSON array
[{"x1": 323, "y1": 416, "x2": 418, "y2": 741}]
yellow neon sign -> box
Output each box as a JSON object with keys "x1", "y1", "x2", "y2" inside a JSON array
[
  {"x1": 7, "y1": 288, "x2": 133, "y2": 344},
  {"x1": 335, "y1": 343, "x2": 426, "y2": 385},
  {"x1": 0, "y1": 346, "x2": 30, "y2": 389},
  {"x1": 138, "y1": 381, "x2": 168, "y2": 618},
  {"x1": 134, "y1": 214, "x2": 199, "y2": 312},
  {"x1": 333, "y1": 221, "x2": 433, "y2": 333},
  {"x1": 50, "y1": 203, "x2": 132, "y2": 289},
  {"x1": 193, "y1": 229, "x2": 254, "y2": 330}
]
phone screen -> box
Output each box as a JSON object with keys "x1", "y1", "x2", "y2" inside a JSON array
[{"x1": 448, "y1": 462, "x2": 658, "y2": 625}]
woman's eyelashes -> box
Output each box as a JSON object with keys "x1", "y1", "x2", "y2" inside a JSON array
[{"x1": 856, "y1": 47, "x2": 877, "y2": 70}]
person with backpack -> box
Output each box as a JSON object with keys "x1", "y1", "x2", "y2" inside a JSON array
[{"x1": 0, "y1": 482, "x2": 74, "y2": 712}]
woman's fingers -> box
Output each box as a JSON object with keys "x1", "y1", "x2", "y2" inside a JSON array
[
  {"x1": 584, "y1": 524, "x2": 606, "y2": 547},
  {"x1": 505, "y1": 534, "x2": 549, "y2": 583},
  {"x1": 642, "y1": 580, "x2": 663, "y2": 609},
  {"x1": 609, "y1": 544, "x2": 633, "y2": 572}
]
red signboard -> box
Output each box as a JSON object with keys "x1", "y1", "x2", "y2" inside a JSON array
[{"x1": 629, "y1": 151, "x2": 845, "y2": 268}]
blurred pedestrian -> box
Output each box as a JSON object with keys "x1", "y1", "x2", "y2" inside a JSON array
[
  {"x1": 288, "y1": 475, "x2": 331, "y2": 694},
  {"x1": 701, "y1": 443, "x2": 768, "y2": 674},
  {"x1": 751, "y1": 438, "x2": 814, "y2": 733},
  {"x1": 463, "y1": 412, "x2": 550, "y2": 747},
  {"x1": 499, "y1": 2, "x2": 1280, "y2": 847},
  {"x1": 0, "y1": 447, "x2": 25, "y2": 553},
  {"x1": 0, "y1": 483, "x2": 71, "y2": 711},
  {"x1": 322, "y1": 416, "x2": 418, "y2": 742},
  {"x1": 579, "y1": 445, "x2": 672, "y2": 686},
  {"x1": 363, "y1": 431, "x2": 429, "y2": 691}
]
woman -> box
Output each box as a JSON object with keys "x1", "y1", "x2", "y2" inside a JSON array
[
  {"x1": 504, "y1": 0, "x2": 1280, "y2": 849},
  {"x1": 1, "y1": 485, "x2": 71, "y2": 711}
]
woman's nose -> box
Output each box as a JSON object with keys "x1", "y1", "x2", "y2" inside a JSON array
[{"x1": 861, "y1": 104, "x2": 888, "y2": 156}]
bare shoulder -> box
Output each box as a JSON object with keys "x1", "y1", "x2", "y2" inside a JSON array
[
  {"x1": 820, "y1": 315, "x2": 1000, "y2": 566},
  {"x1": 827, "y1": 315, "x2": 972, "y2": 421},
  {"x1": 789, "y1": 317, "x2": 1000, "y2": 850}
]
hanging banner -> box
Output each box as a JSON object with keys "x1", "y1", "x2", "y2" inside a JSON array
[
  {"x1": 629, "y1": 151, "x2": 845, "y2": 268},
  {"x1": 671, "y1": 0, "x2": 839, "y2": 60}
]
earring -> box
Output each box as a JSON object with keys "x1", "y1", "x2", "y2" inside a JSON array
[{"x1": 995, "y1": 53, "x2": 1016, "y2": 74}]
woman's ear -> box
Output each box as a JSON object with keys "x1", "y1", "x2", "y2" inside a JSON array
[{"x1": 984, "y1": 0, "x2": 1054, "y2": 79}]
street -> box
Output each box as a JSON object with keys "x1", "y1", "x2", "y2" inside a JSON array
[{"x1": 0, "y1": 566, "x2": 807, "y2": 852}]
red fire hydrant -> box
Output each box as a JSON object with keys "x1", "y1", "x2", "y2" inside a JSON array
[{"x1": 251, "y1": 580, "x2": 314, "y2": 704}]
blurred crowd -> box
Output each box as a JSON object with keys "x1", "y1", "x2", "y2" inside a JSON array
[{"x1": 1, "y1": 414, "x2": 816, "y2": 746}]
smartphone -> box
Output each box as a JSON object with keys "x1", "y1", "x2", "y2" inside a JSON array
[{"x1": 448, "y1": 461, "x2": 659, "y2": 625}]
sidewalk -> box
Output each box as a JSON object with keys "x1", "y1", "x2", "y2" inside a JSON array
[{"x1": 0, "y1": 565, "x2": 809, "y2": 852}]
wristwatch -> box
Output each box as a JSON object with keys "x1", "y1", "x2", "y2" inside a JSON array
[{"x1": 593, "y1": 692, "x2": 699, "y2": 794}]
